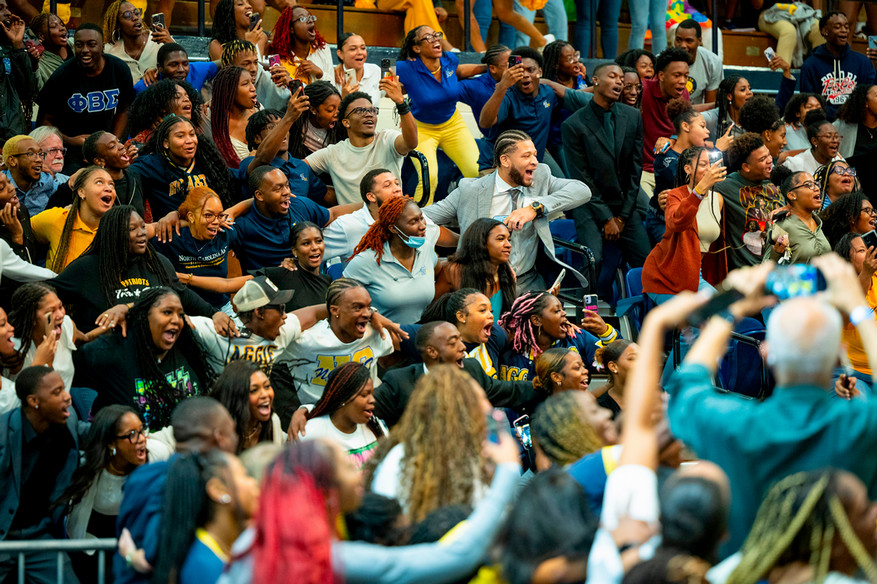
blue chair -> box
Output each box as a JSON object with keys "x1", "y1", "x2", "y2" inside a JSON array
[
  {"x1": 327, "y1": 262, "x2": 345, "y2": 281},
  {"x1": 614, "y1": 267, "x2": 653, "y2": 339}
]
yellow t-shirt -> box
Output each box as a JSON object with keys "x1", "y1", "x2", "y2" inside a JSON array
[
  {"x1": 30, "y1": 207, "x2": 99, "y2": 273},
  {"x1": 842, "y1": 273, "x2": 877, "y2": 375}
]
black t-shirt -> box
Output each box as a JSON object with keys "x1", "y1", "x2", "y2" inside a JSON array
[
  {"x1": 255, "y1": 266, "x2": 331, "y2": 312},
  {"x1": 47, "y1": 169, "x2": 145, "y2": 218},
  {"x1": 36, "y1": 55, "x2": 135, "y2": 168},
  {"x1": 855, "y1": 123, "x2": 877, "y2": 157},
  {"x1": 75, "y1": 332, "x2": 204, "y2": 429}
]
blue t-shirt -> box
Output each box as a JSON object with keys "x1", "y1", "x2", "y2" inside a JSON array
[
  {"x1": 232, "y1": 200, "x2": 330, "y2": 271},
  {"x1": 131, "y1": 153, "x2": 231, "y2": 219},
  {"x1": 396, "y1": 51, "x2": 460, "y2": 125},
  {"x1": 500, "y1": 330, "x2": 605, "y2": 382},
  {"x1": 235, "y1": 155, "x2": 327, "y2": 204},
  {"x1": 152, "y1": 228, "x2": 237, "y2": 308},
  {"x1": 494, "y1": 84, "x2": 559, "y2": 161},
  {"x1": 133, "y1": 61, "x2": 219, "y2": 94},
  {"x1": 179, "y1": 538, "x2": 224, "y2": 584}
]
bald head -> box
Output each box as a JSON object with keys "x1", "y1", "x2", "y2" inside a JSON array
[
  {"x1": 171, "y1": 397, "x2": 238, "y2": 453},
  {"x1": 766, "y1": 297, "x2": 841, "y2": 387}
]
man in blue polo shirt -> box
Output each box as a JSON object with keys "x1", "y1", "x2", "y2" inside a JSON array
[
  {"x1": 479, "y1": 46, "x2": 560, "y2": 164},
  {"x1": 235, "y1": 95, "x2": 330, "y2": 205},
  {"x1": 232, "y1": 165, "x2": 361, "y2": 271},
  {"x1": 133, "y1": 43, "x2": 218, "y2": 94}
]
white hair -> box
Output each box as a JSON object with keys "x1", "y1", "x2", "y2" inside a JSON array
[
  {"x1": 28, "y1": 125, "x2": 61, "y2": 144},
  {"x1": 765, "y1": 297, "x2": 842, "y2": 385}
]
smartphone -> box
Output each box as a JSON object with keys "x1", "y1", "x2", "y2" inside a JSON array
[
  {"x1": 583, "y1": 294, "x2": 598, "y2": 312},
  {"x1": 764, "y1": 264, "x2": 827, "y2": 301},
  {"x1": 151, "y1": 12, "x2": 165, "y2": 29},
  {"x1": 863, "y1": 229, "x2": 877, "y2": 250},
  {"x1": 513, "y1": 415, "x2": 531, "y2": 449},
  {"x1": 508, "y1": 55, "x2": 522, "y2": 68},
  {"x1": 343, "y1": 67, "x2": 356, "y2": 86},
  {"x1": 550, "y1": 269, "x2": 566, "y2": 292},
  {"x1": 486, "y1": 410, "x2": 501, "y2": 445},
  {"x1": 764, "y1": 47, "x2": 776, "y2": 62},
  {"x1": 686, "y1": 288, "x2": 744, "y2": 326},
  {"x1": 249, "y1": 12, "x2": 260, "y2": 31},
  {"x1": 45, "y1": 311, "x2": 53, "y2": 331},
  {"x1": 289, "y1": 78, "x2": 302, "y2": 96},
  {"x1": 268, "y1": 54, "x2": 281, "y2": 69},
  {"x1": 380, "y1": 58, "x2": 393, "y2": 79},
  {"x1": 708, "y1": 149, "x2": 724, "y2": 165},
  {"x1": 869, "y1": 36, "x2": 877, "y2": 50}
]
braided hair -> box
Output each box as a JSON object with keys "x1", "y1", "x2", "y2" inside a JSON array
[
  {"x1": 220, "y1": 38, "x2": 257, "y2": 68},
  {"x1": 726, "y1": 469, "x2": 877, "y2": 584},
  {"x1": 307, "y1": 361, "x2": 384, "y2": 439},
  {"x1": 498, "y1": 291, "x2": 556, "y2": 357},
  {"x1": 126, "y1": 79, "x2": 204, "y2": 138},
  {"x1": 326, "y1": 278, "x2": 365, "y2": 315},
  {"x1": 126, "y1": 287, "x2": 216, "y2": 430},
  {"x1": 142, "y1": 116, "x2": 235, "y2": 207},
  {"x1": 716, "y1": 76, "x2": 743, "y2": 137},
  {"x1": 398, "y1": 25, "x2": 428, "y2": 60},
  {"x1": 210, "y1": 0, "x2": 238, "y2": 45},
  {"x1": 481, "y1": 43, "x2": 511, "y2": 67},
  {"x1": 350, "y1": 195, "x2": 413, "y2": 265},
  {"x1": 448, "y1": 217, "x2": 515, "y2": 314},
  {"x1": 51, "y1": 165, "x2": 109, "y2": 273},
  {"x1": 531, "y1": 390, "x2": 604, "y2": 466},
  {"x1": 420, "y1": 287, "x2": 483, "y2": 325},
  {"x1": 289, "y1": 81, "x2": 345, "y2": 160},
  {"x1": 7, "y1": 282, "x2": 57, "y2": 369},
  {"x1": 103, "y1": 0, "x2": 144, "y2": 44},
  {"x1": 270, "y1": 6, "x2": 327, "y2": 60},
  {"x1": 82, "y1": 205, "x2": 171, "y2": 308},
  {"x1": 493, "y1": 129, "x2": 532, "y2": 167},
  {"x1": 815, "y1": 160, "x2": 860, "y2": 200},
  {"x1": 675, "y1": 146, "x2": 706, "y2": 189},
  {"x1": 541, "y1": 40, "x2": 570, "y2": 82},
  {"x1": 210, "y1": 66, "x2": 248, "y2": 167}
]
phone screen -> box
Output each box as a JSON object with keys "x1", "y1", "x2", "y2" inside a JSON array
[
  {"x1": 151, "y1": 12, "x2": 165, "y2": 29},
  {"x1": 869, "y1": 36, "x2": 877, "y2": 50}
]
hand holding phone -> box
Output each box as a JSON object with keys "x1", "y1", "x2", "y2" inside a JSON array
[
  {"x1": 549, "y1": 269, "x2": 566, "y2": 295},
  {"x1": 151, "y1": 12, "x2": 165, "y2": 29},
  {"x1": 508, "y1": 55, "x2": 522, "y2": 68},
  {"x1": 380, "y1": 58, "x2": 393, "y2": 79},
  {"x1": 268, "y1": 54, "x2": 281, "y2": 69},
  {"x1": 764, "y1": 47, "x2": 776, "y2": 63},
  {"x1": 249, "y1": 12, "x2": 261, "y2": 31}
]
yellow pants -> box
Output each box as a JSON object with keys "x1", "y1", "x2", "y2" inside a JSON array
[
  {"x1": 413, "y1": 110, "x2": 480, "y2": 206},
  {"x1": 376, "y1": 0, "x2": 445, "y2": 34},
  {"x1": 758, "y1": 12, "x2": 824, "y2": 65}
]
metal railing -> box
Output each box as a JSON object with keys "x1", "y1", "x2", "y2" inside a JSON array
[{"x1": 0, "y1": 538, "x2": 118, "y2": 584}]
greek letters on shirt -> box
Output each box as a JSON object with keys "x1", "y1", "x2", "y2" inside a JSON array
[
  {"x1": 820, "y1": 71, "x2": 859, "y2": 105},
  {"x1": 312, "y1": 348, "x2": 376, "y2": 386},
  {"x1": 67, "y1": 89, "x2": 120, "y2": 113}
]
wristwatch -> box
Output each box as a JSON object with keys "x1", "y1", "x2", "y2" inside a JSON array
[{"x1": 530, "y1": 201, "x2": 545, "y2": 218}]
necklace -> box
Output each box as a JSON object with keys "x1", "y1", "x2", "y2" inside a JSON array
[
  {"x1": 246, "y1": 424, "x2": 261, "y2": 442},
  {"x1": 864, "y1": 123, "x2": 877, "y2": 140}
]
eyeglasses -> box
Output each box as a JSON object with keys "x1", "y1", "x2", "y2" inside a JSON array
[
  {"x1": 564, "y1": 50, "x2": 581, "y2": 63},
  {"x1": 831, "y1": 166, "x2": 857, "y2": 177},
  {"x1": 623, "y1": 83, "x2": 643, "y2": 92},
  {"x1": 296, "y1": 15, "x2": 317, "y2": 24},
  {"x1": 45, "y1": 147, "x2": 67, "y2": 156},
  {"x1": 202, "y1": 211, "x2": 228, "y2": 222},
  {"x1": 11, "y1": 151, "x2": 46, "y2": 160},
  {"x1": 116, "y1": 428, "x2": 145, "y2": 443},
  {"x1": 417, "y1": 31, "x2": 444, "y2": 43},
  {"x1": 816, "y1": 133, "x2": 840, "y2": 141},
  {"x1": 345, "y1": 106, "x2": 379, "y2": 118},
  {"x1": 862, "y1": 206, "x2": 877, "y2": 216},
  {"x1": 120, "y1": 8, "x2": 143, "y2": 21},
  {"x1": 789, "y1": 180, "x2": 820, "y2": 192}
]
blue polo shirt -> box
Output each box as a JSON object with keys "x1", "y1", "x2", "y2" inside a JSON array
[
  {"x1": 235, "y1": 155, "x2": 327, "y2": 204},
  {"x1": 231, "y1": 199, "x2": 330, "y2": 271},
  {"x1": 133, "y1": 61, "x2": 219, "y2": 94},
  {"x1": 4, "y1": 170, "x2": 67, "y2": 216},
  {"x1": 494, "y1": 84, "x2": 559, "y2": 161},
  {"x1": 396, "y1": 51, "x2": 460, "y2": 125},
  {"x1": 152, "y1": 228, "x2": 237, "y2": 309},
  {"x1": 459, "y1": 73, "x2": 500, "y2": 170}
]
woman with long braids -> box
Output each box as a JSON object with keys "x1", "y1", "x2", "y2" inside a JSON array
[
  {"x1": 498, "y1": 290, "x2": 616, "y2": 383},
  {"x1": 210, "y1": 360, "x2": 284, "y2": 454},
  {"x1": 29, "y1": 13, "x2": 71, "y2": 91},
  {"x1": 542, "y1": 40, "x2": 588, "y2": 91},
  {"x1": 714, "y1": 469, "x2": 877, "y2": 584},
  {"x1": 344, "y1": 196, "x2": 439, "y2": 324},
  {"x1": 102, "y1": 0, "x2": 173, "y2": 84},
  {"x1": 29, "y1": 166, "x2": 117, "y2": 273},
  {"x1": 702, "y1": 76, "x2": 752, "y2": 142},
  {"x1": 643, "y1": 146, "x2": 727, "y2": 298},
  {"x1": 434, "y1": 217, "x2": 515, "y2": 319},
  {"x1": 396, "y1": 26, "x2": 484, "y2": 204},
  {"x1": 594, "y1": 338, "x2": 637, "y2": 418},
  {"x1": 55, "y1": 405, "x2": 149, "y2": 583},
  {"x1": 73, "y1": 287, "x2": 215, "y2": 429},
  {"x1": 287, "y1": 80, "x2": 344, "y2": 160},
  {"x1": 210, "y1": 65, "x2": 259, "y2": 167},
  {"x1": 153, "y1": 450, "x2": 259, "y2": 584},
  {"x1": 52, "y1": 205, "x2": 235, "y2": 338},
  {"x1": 208, "y1": 0, "x2": 267, "y2": 61},
  {"x1": 815, "y1": 159, "x2": 859, "y2": 211},
  {"x1": 270, "y1": 6, "x2": 333, "y2": 85},
  {"x1": 370, "y1": 364, "x2": 489, "y2": 520},
  {"x1": 125, "y1": 79, "x2": 202, "y2": 151},
  {"x1": 302, "y1": 361, "x2": 386, "y2": 470},
  {"x1": 132, "y1": 116, "x2": 235, "y2": 219}
]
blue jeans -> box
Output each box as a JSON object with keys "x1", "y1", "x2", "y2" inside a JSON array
[
  {"x1": 499, "y1": 0, "x2": 568, "y2": 47},
  {"x1": 573, "y1": 0, "x2": 621, "y2": 58},
  {"x1": 645, "y1": 206, "x2": 665, "y2": 246},
  {"x1": 628, "y1": 0, "x2": 667, "y2": 53},
  {"x1": 474, "y1": 0, "x2": 493, "y2": 43}
]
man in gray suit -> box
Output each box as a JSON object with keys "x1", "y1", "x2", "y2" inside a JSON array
[{"x1": 423, "y1": 130, "x2": 592, "y2": 293}]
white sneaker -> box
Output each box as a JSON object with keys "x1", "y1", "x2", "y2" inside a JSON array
[{"x1": 538, "y1": 33, "x2": 556, "y2": 52}]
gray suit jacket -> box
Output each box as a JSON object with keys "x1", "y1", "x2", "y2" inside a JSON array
[{"x1": 423, "y1": 164, "x2": 592, "y2": 285}]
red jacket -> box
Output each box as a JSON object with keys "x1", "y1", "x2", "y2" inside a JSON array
[{"x1": 642, "y1": 185, "x2": 703, "y2": 295}]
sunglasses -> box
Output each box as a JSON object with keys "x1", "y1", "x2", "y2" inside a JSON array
[{"x1": 345, "y1": 106, "x2": 379, "y2": 118}]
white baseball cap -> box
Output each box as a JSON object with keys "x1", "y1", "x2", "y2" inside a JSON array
[{"x1": 233, "y1": 276, "x2": 294, "y2": 312}]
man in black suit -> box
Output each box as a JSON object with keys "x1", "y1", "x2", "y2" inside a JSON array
[
  {"x1": 562, "y1": 62, "x2": 651, "y2": 298},
  {"x1": 375, "y1": 321, "x2": 542, "y2": 427}
]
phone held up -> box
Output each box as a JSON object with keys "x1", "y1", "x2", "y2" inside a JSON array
[
  {"x1": 508, "y1": 55, "x2": 522, "y2": 69},
  {"x1": 249, "y1": 12, "x2": 260, "y2": 31},
  {"x1": 267, "y1": 54, "x2": 282, "y2": 69},
  {"x1": 151, "y1": 12, "x2": 165, "y2": 30},
  {"x1": 380, "y1": 58, "x2": 393, "y2": 80}
]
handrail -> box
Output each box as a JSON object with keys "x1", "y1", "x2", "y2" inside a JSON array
[{"x1": 0, "y1": 539, "x2": 118, "y2": 552}]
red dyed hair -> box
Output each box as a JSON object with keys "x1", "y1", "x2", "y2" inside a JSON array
[
  {"x1": 209, "y1": 66, "x2": 245, "y2": 167},
  {"x1": 270, "y1": 6, "x2": 328, "y2": 61},
  {"x1": 349, "y1": 195, "x2": 413, "y2": 265},
  {"x1": 177, "y1": 186, "x2": 221, "y2": 218},
  {"x1": 250, "y1": 441, "x2": 341, "y2": 584}
]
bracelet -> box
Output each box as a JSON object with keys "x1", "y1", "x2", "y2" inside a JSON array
[
  {"x1": 395, "y1": 99, "x2": 411, "y2": 116},
  {"x1": 184, "y1": 273, "x2": 194, "y2": 286},
  {"x1": 849, "y1": 305, "x2": 873, "y2": 327}
]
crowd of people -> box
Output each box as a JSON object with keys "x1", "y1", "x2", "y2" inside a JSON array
[{"x1": 2, "y1": 0, "x2": 877, "y2": 582}]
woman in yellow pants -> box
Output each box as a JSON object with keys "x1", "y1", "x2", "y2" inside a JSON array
[{"x1": 396, "y1": 25, "x2": 483, "y2": 205}]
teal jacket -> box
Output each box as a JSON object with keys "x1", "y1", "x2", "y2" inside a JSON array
[{"x1": 667, "y1": 363, "x2": 877, "y2": 557}]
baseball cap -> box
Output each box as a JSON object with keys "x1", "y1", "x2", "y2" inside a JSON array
[{"x1": 233, "y1": 276, "x2": 294, "y2": 312}]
